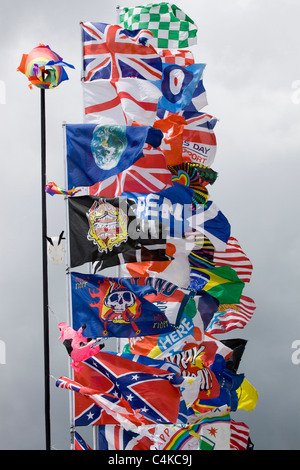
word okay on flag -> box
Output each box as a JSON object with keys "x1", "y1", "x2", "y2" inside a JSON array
[{"x1": 119, "y1": 3, "x2": 198, "y2": 49}]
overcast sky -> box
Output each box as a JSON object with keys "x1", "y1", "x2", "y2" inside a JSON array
[{"x1": 0, "y1": 0, "x2": 300, "y2": 450}]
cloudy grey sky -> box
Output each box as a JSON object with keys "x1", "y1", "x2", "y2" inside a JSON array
[{"x1": 0, "y1": 0, "x2": 300, "y2": 450}]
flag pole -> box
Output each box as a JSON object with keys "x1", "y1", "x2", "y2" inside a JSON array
[{"x1": 40, "y1": 86, "x2": 51, "y2": 451}]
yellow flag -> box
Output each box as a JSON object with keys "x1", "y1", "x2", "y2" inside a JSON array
[{"x1": 237, "y1": 378, "x2": 258, "y2": 411}]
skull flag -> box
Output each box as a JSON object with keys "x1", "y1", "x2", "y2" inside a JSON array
[
  {"x1": 71, "y1": 272, "x2": 175, "y2": 338},
  {"x1": 68, "y1": 195, "x2": 172, "y2": 270}
]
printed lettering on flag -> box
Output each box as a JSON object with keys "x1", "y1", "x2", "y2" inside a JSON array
[
  {"x1": 121, "y1": 182, "x2": 194, "y2": 238},
  {"x1": 71, "y1": 272, "x2": 175, "y2": 338},
  {"x1": 119, "y1": 3, "x2": 198, "y2": 49},
  {"x1": 182, "y1": 111, "x2": 218, "y2": 167},
  {"x1": 81, "y1": 22, "x2": 162, "y2": 82},
  {"x1": 124, "y1": 297, "x2": 203, "y2": 359}
]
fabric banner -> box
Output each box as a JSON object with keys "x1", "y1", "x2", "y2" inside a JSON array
[
  {"x1": 182, "y1": 111, "x2": 218, "y2": 166},
  {"x1": 65, "y1": 123, "x2": 163, "y2": 191},
  {"x1": 58, "y1": 351, "x2": 188, "y2": 426},
  {"x1": 82, "y1": 79, "x2": 162, "y2": 126},
  {"x1": 154, "y1": 63, "x2": 206, "y2": 114},
  {"x1": 121, "y1": 182, "x2": 194, "y2": 238},
  {"x1": 71, "y1": 272, "x2": 175, "y2": 338},
  {"x1": 123, "y1": 297, "x2": 203, "y2": 359},
  {"x1": 205, "y1": 295, "x2": 256, "y2": 335},
  {"x1": 68, "y1": 195, "x2": 171, "y2": 270},
  {"x1": 213, "y1": 237, "x2": 253, "y2": 283},
  {"x1": 119, "y1": 3, "x2": 198, "y2": 49},
  {"x1": 81, "y1": 21, "x2": 162, "y2": 82},
  {"x1": 187, "y1": 200, "x2": 231, "y2": 252}
]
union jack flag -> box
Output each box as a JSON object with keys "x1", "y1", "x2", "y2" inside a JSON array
[
  {"x1": 182, "y1": 111, "x2": 218, "y2": 167},
  {"x1": 81, "y1": 22, "x2": 162, "y2": 82}
]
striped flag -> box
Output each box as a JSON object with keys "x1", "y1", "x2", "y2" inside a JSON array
[
  {"x1": 214, "y1": 237, "x2": 253, "y2": 283},
  {"x1": 205, "y1": 295, "x2": 256, "y2": 334},
  {"x1": 82, "y1": 78, "x2": 162, "y2": 126},
  {"x1": 230, "y1": 420, "x2": 251, "y2": 450}
]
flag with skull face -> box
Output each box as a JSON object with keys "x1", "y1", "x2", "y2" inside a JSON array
[{"x1": 71, "y1": 272, "x2": 176, "y2": 338}]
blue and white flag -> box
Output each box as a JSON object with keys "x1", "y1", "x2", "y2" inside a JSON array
[
  {"x1": 153, "y1": 63, "x2": 206, "y2": 113},
  {"x1": 187, "y1": 201, "x2": 231, "y2": 251},
  {"x1": 122, "y1": 182, "x2": 194, "y2": 238}
]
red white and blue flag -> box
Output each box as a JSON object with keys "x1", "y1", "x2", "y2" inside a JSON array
[
  {"x1": 81, "y1": 22, "x2": 162, "y2": 82},
  {"x1": 81, "y1": 22, "x2": 163, "y2": 125},
  {"x1": 82, "y1": 79, "x2": 162, "y2": 126},
  {"x1": 56, "y1": 351, "x2": 188, "y2": 427},
  {"x1": 73, "y1": 144, "x2": 173, "y2": 197},
  {"x1": 205, "y1": 295, "x2": 256, "y2": 335},
  {"x1": 213, "y1": 237, "x2": 253, "y2": 283},
  {"x1": 182, "y1": 111, "x2": 218, "y2": 167}
]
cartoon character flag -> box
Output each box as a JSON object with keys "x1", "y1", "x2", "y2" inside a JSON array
[{"x1": 71, "y1": 272, "x2": 175, "y2": 338}]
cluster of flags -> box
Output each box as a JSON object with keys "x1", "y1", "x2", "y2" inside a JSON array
[{"x1": 42, "y1": 2, "x2": 257, "y2": 451}]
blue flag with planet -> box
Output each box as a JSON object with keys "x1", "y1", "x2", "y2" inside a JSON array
[{"x1": 66, "y1": 123, "x2": 163, "y2": 191}]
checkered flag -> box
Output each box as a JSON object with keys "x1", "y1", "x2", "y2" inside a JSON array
[{"x1": 119, "y1": 3, "x2": 198, "y2": 49}]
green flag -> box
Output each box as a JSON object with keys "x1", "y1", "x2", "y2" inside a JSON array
[
  {"x1": 201, "y1": 265, "x2": 245, "y2": 304},
  {"x1": 119, "y1": 3, "x2": 198, "y2": 49}
]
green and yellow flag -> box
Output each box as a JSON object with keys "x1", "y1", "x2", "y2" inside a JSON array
[{"x1": 201, "y1": 265, "x2": 245, "y2": 304}]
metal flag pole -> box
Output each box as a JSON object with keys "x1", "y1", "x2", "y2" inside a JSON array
[{"x1": 40, "y1": 87, "x2": 51, "y2": 451}]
